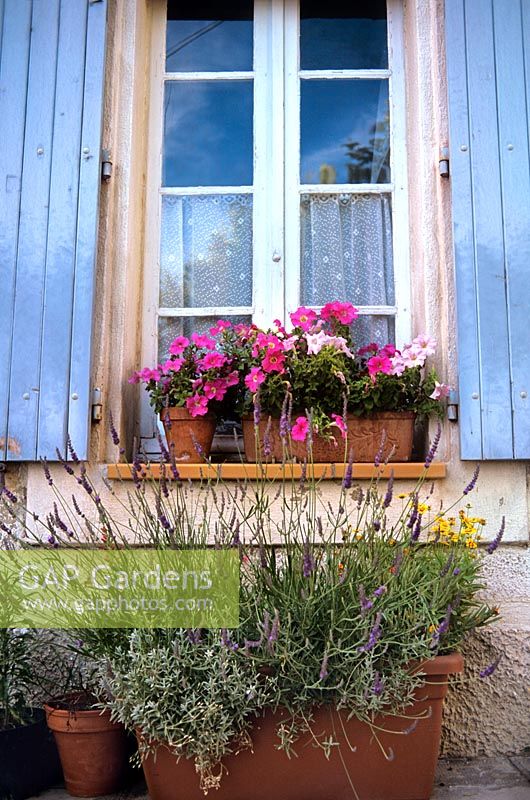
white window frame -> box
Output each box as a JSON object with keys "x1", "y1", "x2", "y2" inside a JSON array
[{"x1": 141, "y1": 0, "x2": 410, "y2": 438}]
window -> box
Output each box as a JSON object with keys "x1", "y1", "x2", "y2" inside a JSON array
[{"x1": 141, "y1": 0, "x2": 409, "y2": 439}]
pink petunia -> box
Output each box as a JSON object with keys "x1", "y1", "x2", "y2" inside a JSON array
[
  {"x1": 169, "y1": 336, "x2": 189, "y2": 356},
  {"x1": 225, "y1": 370, "x2": 240, "y2": 387},
  {"x1": 367, "y1": 355, "x2": 393, "y2": 378},
  {"x1": 198, "y1": 352, "x2": 227, "y2": 370},
  {"x1": 137, "y1": 367, "x2": 162, "y2": 382},
  {"x1": 162, "y1": 358, "x2": 184, "y2": 373},
  {"x1": 290, "y1": 306, "x2": 318, "y2": 332},
  {"x1": 128, "y1": 371, "x2": 141, "y2": 384},
  {"x1": 412, "y1": 334, "x2": 437, "y2": 357},
  {"x1": 244, "y1": 367, "x2": 266, "y2": 393},
  {"x1": 401, "y1": 346, "x2": 427, "y2": 369},
  {"x1": 186, "y1": 395, "x2": 209, "y2": 417},
  {"x1": 209, "y1": 320, "x2": 232, "y2": 335},
  {"x1": 262, "y1": 351, "x2": 286, "y2": 373},
  {"x1": 203, "y1": 381, "x2": 227, "y2": 400},
  {"x1": 331, "y1": 413, "x2": 347, "y2": 439},
  {"x1": 321, "y1": 301, "x2": 359, "y2": 325},
  {"x1": 358, "y1": 342, "x2": 379, "y2": 357},
  {"x1": 291, "y1": 416, "x2": 310, "y2": 441},
  {"x1": 252, "y1": 332, "x2": 284, "y2": 357},
  {"x1": 273, "y1": 319, "x2": 288, "y2": 336},
  {"x1": 380, "y1": 344, "x2": 397, "y2": 358},
  {"x1": 390, "y1": 355, "x2": 406, "y2": 376},
  {"x1": 429, "y1": 381, "x2": 451, "y2": 400},
  {"x1": 191, "y1": 332, "x2": 216, "y2": 350}
]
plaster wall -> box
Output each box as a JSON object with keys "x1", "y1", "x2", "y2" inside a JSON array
[{"x1": 1, "y1": 0, "x2": 529, "y2": 757}]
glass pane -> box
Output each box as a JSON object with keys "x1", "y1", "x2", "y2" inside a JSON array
[
  {"x1": 300, "y1": 193, "x2": 394, "y2": 306},
  {"x1": 300, "y1": 80, "x2": 390, "y2": 184},
  {"x1": 353, "y1": 315, "x2": 395, "y2": 350},
  {"x1": 166, "y1": 1, "x2": 253, "y2": 72},
  {"x1": 160, "y1": 194, "x2": 253, "y2": 309},
  {"x1": 158, "y1": 315, "x2": 252, "y2": 361},
  {"x1": 300, "y1": 0, "x2": 388, "y2": 70},
  {"x1": 163, "y1": 82, "x2": 253, "y2": 187}
]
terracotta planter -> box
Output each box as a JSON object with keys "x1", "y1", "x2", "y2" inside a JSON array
[
  {"x1": 161, "y1": 407, "x2": 217, "y2": 462},
  {"x1": 243, "y1": 412, "x2": 415, "y2": 463},
  {"x1": 139, "y1": 653, "x2": 462, "y2": 800},
  {"x1": 44, "y1": 699, "x2": 129, "y2": 797},
  {"x1": 0, "y1": 709, "x2": 62, "y2": 800}
]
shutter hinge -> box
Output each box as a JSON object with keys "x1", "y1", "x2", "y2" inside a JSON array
[
  {"x1": 439, "y1": 146, "x2": 450, "y2": 178},
  {"x1": 447, "y1": 389, "x2": 459, "y2": 422},
  {"x1": 101, "y1": 149, "x2": 112, "y2": 183},
  {"x1": 92, "y1": 387, "x2": 103, "y2": 422}
]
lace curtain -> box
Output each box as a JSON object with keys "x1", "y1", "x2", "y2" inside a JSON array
[{"x1": 301, "y1": 193, "x2": 394, "y2": 344}]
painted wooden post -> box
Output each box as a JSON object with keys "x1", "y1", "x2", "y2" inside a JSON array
[
  {"x1": 0, "y1": 0, "x2": 107, "y2": 461},
  {"x1": 445, "y1": 0, "x2": 530, "y2": 459}
]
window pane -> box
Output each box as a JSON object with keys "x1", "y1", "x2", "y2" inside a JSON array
[
  {"x1": 166, "y1": 1, "x2": 253, "y2": 72},
  {"x1": 300, "y1": 0, "x2": 387, "y2": 70},
  {"x1": 300, "y1": 193, "x2": 394, "y2": 306},
  {"x1": 300, "y1": 80, "x2": 390, "y2": 184},
  {"x1": 158, "y1": 315, "x2": 252, "y2": 360},
  {"x1": 160, "y1": 194, "x2": 253, "y2": 309},
  {"x1": 353, "y1": 315, "x2": 395, "y2": 350},
  {"x1": 163, "y1": 82, "x2": 253, "y2": 187}
]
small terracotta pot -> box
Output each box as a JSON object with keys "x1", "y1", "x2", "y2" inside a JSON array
[
  {"x1": 139, "y1": 653, "x2": 463, "y2": 800},
  {"x1": 161, "y1": 407, "x2": 217, "y2": 462},
  {"x1": 44, "y1": 701, "x2": 128, "y2": 797},
  {"x1": 243, "y1": 412, "x2": 415, "y2": 463}
]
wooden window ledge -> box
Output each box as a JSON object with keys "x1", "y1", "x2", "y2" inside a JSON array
[{"x1": 106, "y1": 462, "x2": 447, "y2": 481}]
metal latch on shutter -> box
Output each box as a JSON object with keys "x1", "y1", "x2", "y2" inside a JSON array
[
  {"x1": 101, "y1": 149, "x2": 112, "y2": 182},
  {"x1": 439, "y1": 146, "x2": 450, "y2": 178},
  {"x1": 91, "y1": 388, "x2": 103, "y2": 422}
]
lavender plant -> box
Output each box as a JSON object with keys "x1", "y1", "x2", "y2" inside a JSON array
[{"x1": 0, "y1": 424, "x2": 501, "y2": 790}]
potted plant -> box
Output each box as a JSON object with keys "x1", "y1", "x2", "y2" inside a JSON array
[
  {"x1": 74, "y1": 436, "x2": 497, "y2": 800},
  {"x1": 223, "y1": 301, "x2": 448, "y2": 462},
  {"x1": 0, "y1": 628, "x2": 62, "y2": 800},
  {"x1": 129, "y1": 329, "x2": 240, "y2": 462}
]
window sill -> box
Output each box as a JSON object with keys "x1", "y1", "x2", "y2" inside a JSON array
[{"x1": 106, "y1": 462, "x2": 447, "y2": 481}]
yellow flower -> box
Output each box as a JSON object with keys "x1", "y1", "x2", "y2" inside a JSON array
[
  {"x1": 428, "y1": 624, "x2": 437, "y2": 634},
  {"x1": 397, "y1": 493, "x2": 408, "y2": 499},
  {"x1": 355, "y1": 533, "x2": 364, "y2": 541},
  {"x1": 466, "y1": 540, "x2": 478, "y2": 549}
]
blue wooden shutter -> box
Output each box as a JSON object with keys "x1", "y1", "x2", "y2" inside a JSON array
[
  {"x1": 0, "y1": 0, "x2": 107, "y2": 462},
  {"x1": 445, "y1": 0, "x2": 530, "y2": 459}
]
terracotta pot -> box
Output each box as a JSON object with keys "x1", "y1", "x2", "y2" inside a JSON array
[
  {"x1": 161, "y1": 407, "x2": 217, "y2": 462},
  {"x1": 44, "y1": 700, "x2": 128, "y2": 797},
  {"x1": 139, "y1": 653, "x2": 463, "y2": 800},
  {"x1": 243, "y1": 412, "x2": 415, "y2": 463}
]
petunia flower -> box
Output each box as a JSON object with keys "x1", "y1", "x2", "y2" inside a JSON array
[
  {"x1": 162, "y1": 358, "x2": 184, "y2": 374},
  {"x1": 198, "y1": 352, "x2": 227, "y2": 370},
  {"x1": 186, "y1": 395, "x2": 209, "y2": 417},
  {"x1": 169, "y1": 336, "x2": 189, "y2": 355},
  {"x1": 209, "y1": 320, "x2": 232, "y2": 335},
  {"x1": 291, "y1": 416, "x2": 310, "y2": 441},
  {"x1": 367, "y1": 354, "x2": 393, "y2": 377},
  {"x1": 191, "y1": 332, "x2": 216, "y2": 350},
  {"x1": 290, "y1": 306, "x2": 317, "y2": 331},
  {"x1": 400, "y1": 346, "x2": 427, "y2": 369},
  {"x1": 262, "y1": 351, "x2": 286, "y2": 373},
  {"x1": 321, "y1": 301, "x2": 359, "y2": 325},
  {"x1": 244, "y1": 367, "x2": 266, "y2": 393},
  {"x1": 429, "y1": 381, "x2": 451, "y2": 400},
  {"x1": 331, "y1": 413, "x2": 347, "y2": 439},
  {"x1": 412, "y1": 333, "x2": 437, "y2": 356}
]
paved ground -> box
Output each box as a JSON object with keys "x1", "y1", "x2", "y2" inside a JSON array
[{"x1": 31, "y1": 755, "x2": 530, "y2": 800}]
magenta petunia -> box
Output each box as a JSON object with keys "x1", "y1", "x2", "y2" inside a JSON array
[
  {"x1": 321, "y1": 301, "x2": 358, "y2": 325},
  {"x1": 191, "y1": 332, "x2": 216, "y2": 350},
  {"x1": 162, "y1": 358, "x2": 184, "y2": 373},
  {"x1": 198, "y1": 352, "x2": 227, "y2": 370},
  {"x1": 331, "y1": 413, "x2": 347, "y2": 439},
  {"x1": 290, "y1": 306, "x2": 317, "y2": 332},
  {"x1": 367, "y1": 355, "x2": 393, "y2": 377},
  {"x1": 209, "y1": 320, "x2": 232, "y2": 335},
  {"x1": 169, "y1": 336, "x2": 189, "y2": 355},
  {"x1": 291, "y1": 416, "x2": 310, "y2": 441},
  {"x1": 262, "y1": 351, "x2": 286, "y2": 373},
  {"x1": 244, "y1": 367, "x2": 266, "y2": 393},
  {"x1": 185, "y1": 394, "x2": 209, "y2": 417}
]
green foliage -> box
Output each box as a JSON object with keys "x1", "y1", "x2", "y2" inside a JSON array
[{"x1": 0, "y1": 629, "x2": 35, "y2": 729}]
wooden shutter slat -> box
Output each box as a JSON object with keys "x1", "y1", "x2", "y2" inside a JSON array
[
  {"x1": 0, "y1": 0, "x2": 32, "y2": 461},
  {"x1": 36, "y1": 0, "x2": 88, "y2": 458},
  {"x1": 6, "y1": 0, "x2": 61, "y2": 461}
]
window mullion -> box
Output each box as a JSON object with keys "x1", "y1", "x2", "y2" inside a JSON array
[{"x1": 283, "y1": 0, "x2": 301, "y2": 321}]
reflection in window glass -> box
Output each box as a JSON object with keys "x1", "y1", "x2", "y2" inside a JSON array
[
  {"x1": 300, "y1": 0, "x2": 387, "y2": 70},
  {"x1": 163, "y1": 81, "x2": 254, "y2": 187},
  {"x1": 300, "y1": 80, "x2": 390, "y2": 184},
  {"x1": 159, "y1": 195, "x2": 253, "y2": 309},
  {"x1": 166, "y1": 1, "x2": 253, "y2": 72}
]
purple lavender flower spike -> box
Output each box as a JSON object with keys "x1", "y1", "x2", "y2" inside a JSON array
[
  {"x1": 156, "y1": 430, "x2": 171, "y2": 462},
  {"x1": 487, "y1": 516, "x2": 506, "y2": 554},
  {"x1": 373, "y1": 520, "x2": 381, "y2": 532},
  {"x1": 253, "y1": 392, "x2": 261, "y2": 427},
  {"x1": 358, "y1": 611, "x2": 382, "y2": 653},
  {"x1": 319, "y1": 651, "x2": 329, "y2": 681},
  {"x1": 430, "y1": 604, "x2": 453, "y2": 649},
  {"x1": 463, "y1": 465, "x2": 480, "y2": 495},
  {"x1": 452, "y1": 567, "x2": 461, "y2": 576},
  {"x1": 374, "y1": 431, "x2": 387, "y2": 467},
  {"x1": 407, "y1": 494, "x2": 419, "y2": 529},
  {"x1": 279, "y1": 393, "x2": 290, "y2": 440},
  {"x1": 109, "y1": 412, "x2": 120, "y2": 447},
  {"x1": 66, "y1": 435, "x2": 80, "y2": 465},
  {"x1": 372, "y1": 671, "x2": 384, "y2": 696},
  {"x1": 479, "y1": 655, "x2": 501, "y2": 678},
  {"x1": 424, "y1": 423, "x2": 442, "y2": 469},
  {"x1": 383, "y1": 470, "x2": 394, "y2": 508},
  {"x1": 41, "y1": 459, "x2": 53, "y2": 487},
  {"x1": 1, "y1": 486, "x2": 18, "y2": 503},
  {"x1": 411, "y1": 513, "x2": 423, "y2": 543},
  {"x1": 359, "y1": 584, "x2": 374, "y2": 615},
  {"x1": 373, "y1": 585, "x2": 387, "y2": 598},
  {"x1": 303, "y1": 538, "x2": 315, "y2": 577},
  {"x1": 440, "y1": 552, "x2": 454, "y2": 577},
  {"x1": 342, "y1": 448, "x2": 354, "y2": 490},
  {"x1": 56, "y1": 447, "x2": 75, "y2": 476}
]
